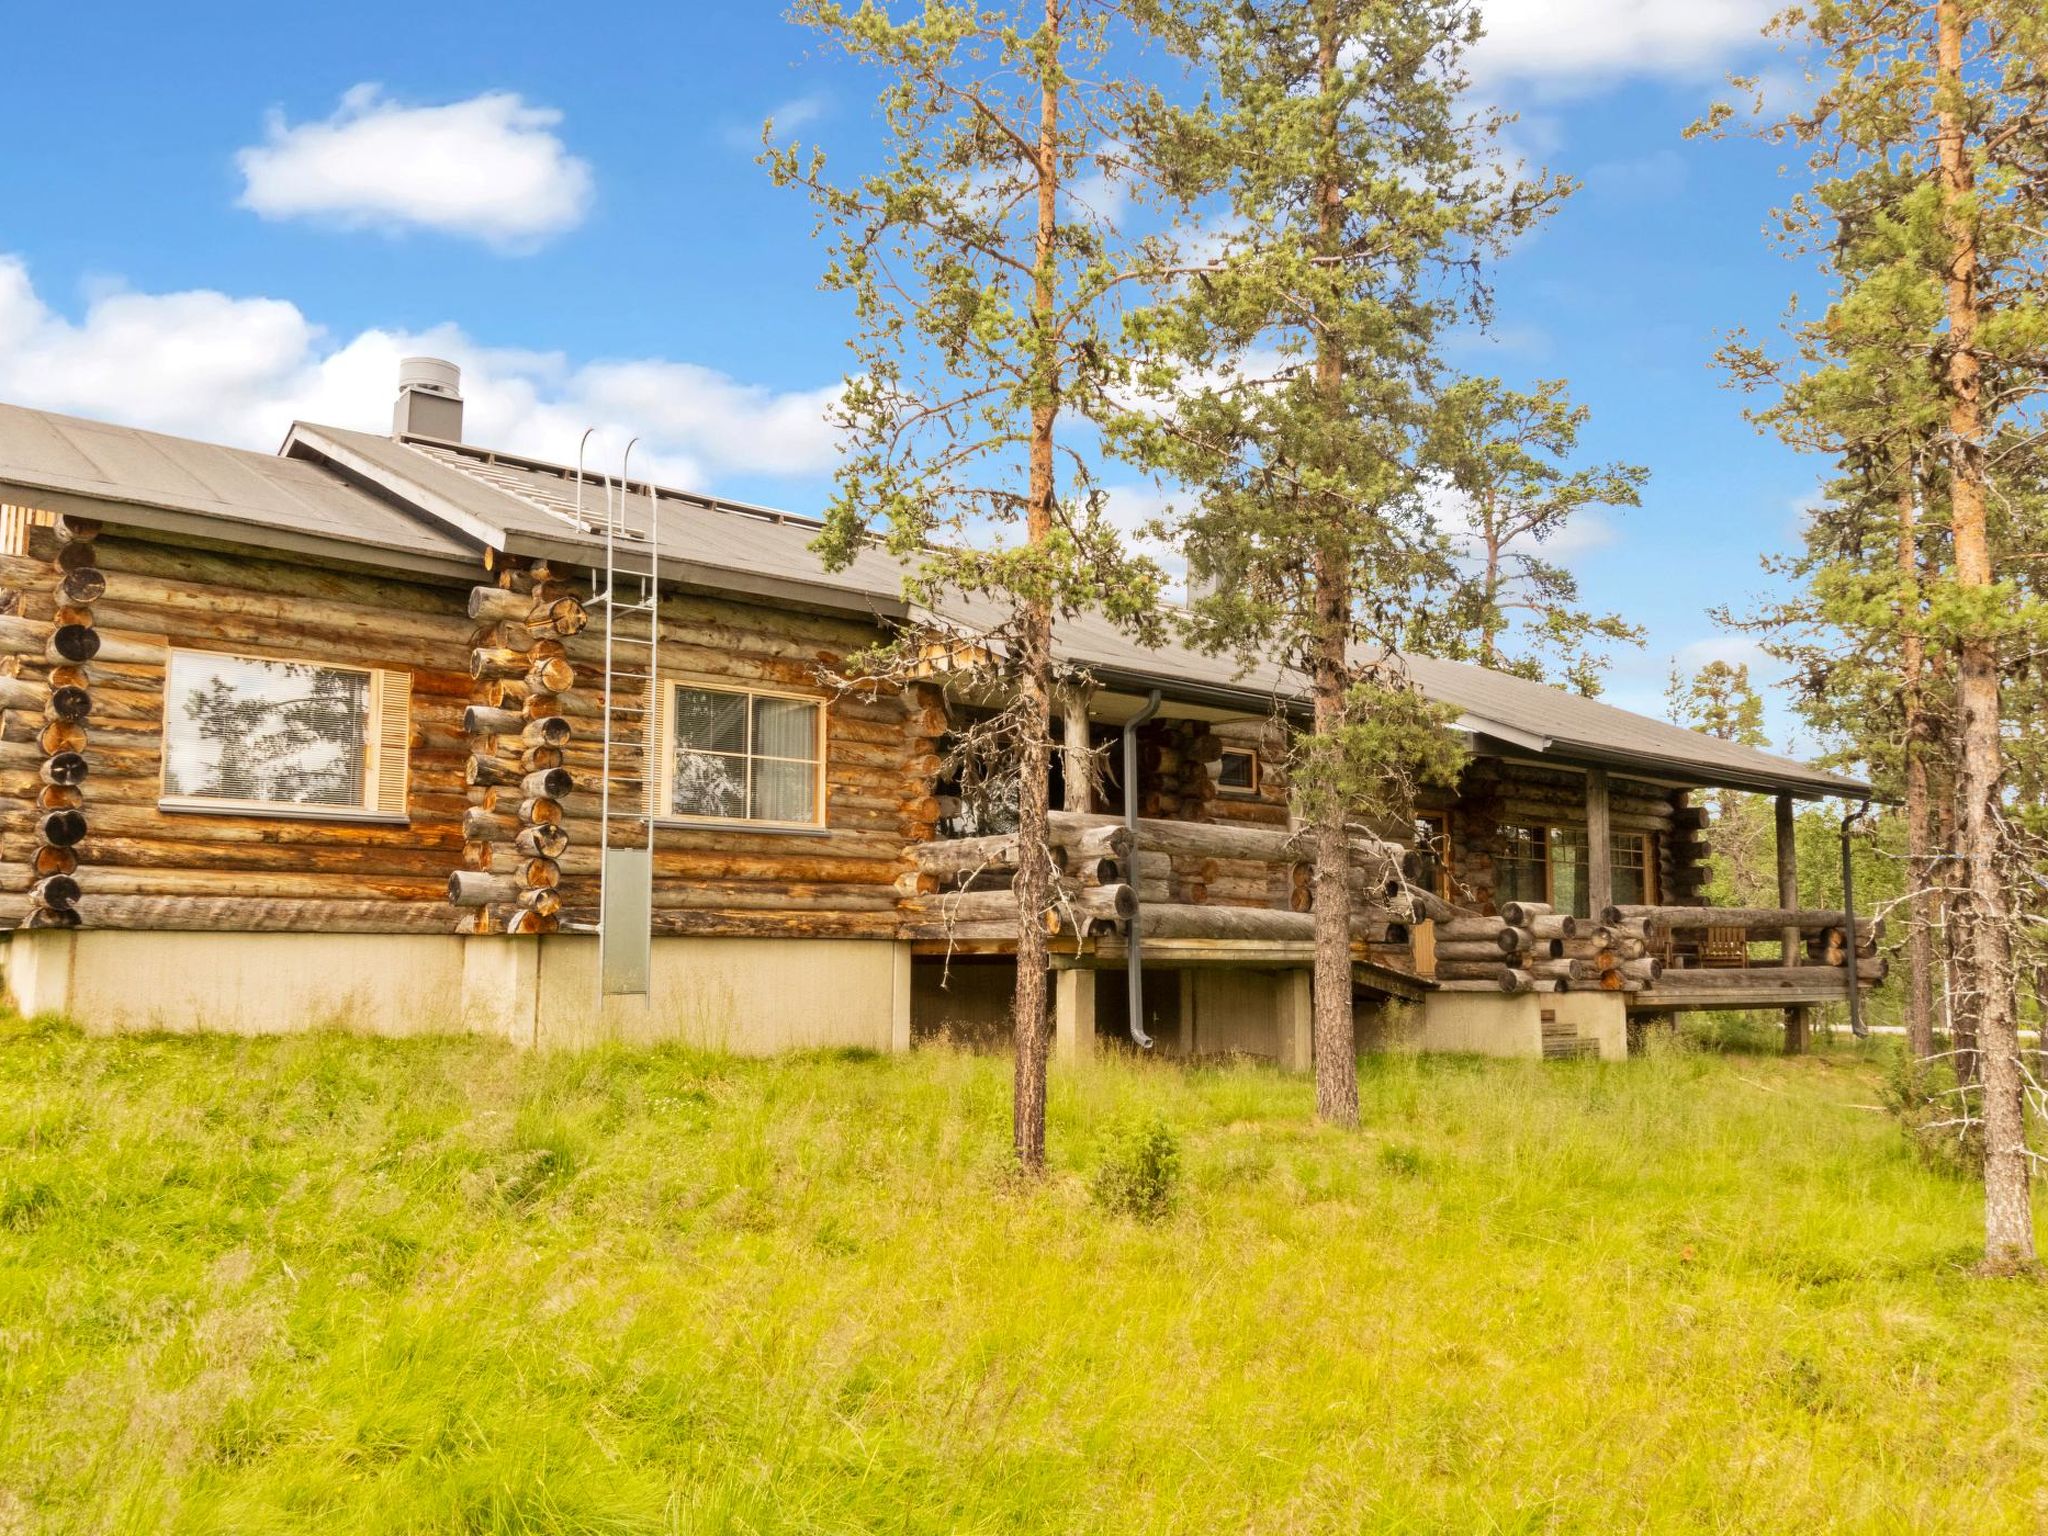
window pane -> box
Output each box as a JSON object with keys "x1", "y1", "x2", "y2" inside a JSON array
[
  {"x1": 753, "y1": 696, "x2": 818, "y2": 761},
  {"x1": 672, "y1": 750, "x2": 746, "y2": 818},
  {"x1": 1612, "y1": 836, "x2": 1649, "y2": 906},
  {"x1": 752, "y1": 758, "x2": 816, "y2": 823},
  {"x1": 675, "y1": 687, "x2": 748, "y2": 753},
  {"x1": 1497, "y1": 823, "x2": 1547, "y2": 909},
  {"x1": 1218, "y1": 750, "x2": 1256, "y2": 790},
  {"x1": 163, "y1": 652, "x2": 370, "y2": 807},
  {"x1": 1549, "y1": 827, "x2": 1590, "y2": 918}
]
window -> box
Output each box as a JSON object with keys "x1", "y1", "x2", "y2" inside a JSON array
[
  {"x1": 1498, "y1": 823, "x2": 1549, "y2": 911},
  {"x1": 1413, "y1": 811, "x2": 1453, "y2": 899},
  {"x1": 665, "y1": 683, "x2": 823, "y2": 827},
  {"x1": 161, "y1": 649, "x2": 409, "y2": 819},
  {"x1": 1547, "y1": 825, "x2": 1591, "y2": 919},
  {"x1": 1498, "y1": 819, "x2": 1648, "y2": 918},
  {"x1": 1613, "y1": 832, "x2": 1655, "y2": 907},
  {"x1": 0, "y1": 504, "x2": 55, "y2": 558},
  {"x1": 1217, "y1": 747, "x2": 1259, "y2": 795}
]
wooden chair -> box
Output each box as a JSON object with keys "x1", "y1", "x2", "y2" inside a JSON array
[{"x1": 1698, "y1": 925, "x2": 1750, "y2": 968}]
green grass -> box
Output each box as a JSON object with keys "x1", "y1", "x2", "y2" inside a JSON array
[{"x1": 1, "y1": 1013, "x2": 2043, "y2": 1534}]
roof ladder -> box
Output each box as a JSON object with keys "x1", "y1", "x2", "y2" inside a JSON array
[{"x1": 578, "y1": 432, "x2": 660, "y2": 1001}]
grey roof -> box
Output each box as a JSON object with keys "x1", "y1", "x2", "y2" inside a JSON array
[
  {"x1": 0, "y1": 399, "x2": 1866, "y2": 799},
  {"x1": 0, "y1": 402, "x2": 475, "y2": 574},
  {"x1": 285, "y1": 424, "x2": 913, "y2": 616}
]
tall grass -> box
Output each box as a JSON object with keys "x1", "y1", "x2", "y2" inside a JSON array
[{"x1": 0, "y1": 1011, "x2": 2041, "y2": 1533}]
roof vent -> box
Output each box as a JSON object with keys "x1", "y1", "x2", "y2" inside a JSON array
[{"x1": 393, "y1": 357, "x2": 463, "y2": 442}]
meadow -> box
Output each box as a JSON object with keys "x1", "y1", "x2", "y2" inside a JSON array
[{"x1": 1, "y1": 1010, "x2": 2042, "y2": 1534}]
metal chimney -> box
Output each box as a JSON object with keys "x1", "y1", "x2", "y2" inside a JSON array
[{"x1": 393, "y1": 356, "x2": 463, "y2": 441}]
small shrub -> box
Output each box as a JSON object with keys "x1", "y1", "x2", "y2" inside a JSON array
[
  {"x1": 1090, "y1": 1114, "x2": 1182, "y2": 1223},
  {"x1": 1880, "y1": 1052, "x2": 1984, "y2": 1179}
]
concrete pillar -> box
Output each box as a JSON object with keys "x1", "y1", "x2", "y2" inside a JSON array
[
  {"x1": 1586, "y1": 766, "x2": 1613, "y2": 920},
  {"x1": 1279, "y1": 969, "x2": 1313, "y2": 1072},
  {"x1": 1054, "y1": 966, "x2": 1096, "y2": 1065},
  {"x1": 1777, "y1": 791, "x2": 1809, "y2": 1054},
  {"x1": 890, "y1": 943, "x2": 913, "y2": 1053}
]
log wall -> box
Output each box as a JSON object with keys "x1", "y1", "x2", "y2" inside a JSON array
[
  {"x1": 0, "y1": 526, "x2": 478, "y2": 932},
  {"x1": 1422, "y1": 759, "x2": 1695, "y2": 917}
]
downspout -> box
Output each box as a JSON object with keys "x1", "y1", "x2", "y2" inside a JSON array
[
  {"x1": 1841, "y1": 798, "x2": 1872, "y2": 1039},
  {"x1": 1123, "y1": 690, "x2": 1163, "y2": 1049}
]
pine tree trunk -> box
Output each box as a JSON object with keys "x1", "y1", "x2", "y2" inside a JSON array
[
  {"x1": 1897, "y1": 462, "x2": 1936, "y2": 1060},
  {"x1": 1306, "y1": 0, "x2": 1358, "y2": 1129},
  {"x1": 1010, "y1": 0, "x2": 1065, "y2": 1176},
  {"x1": 1935, "y1": 0, "x2": 2033, "y2": 1265},
  {"x1": 1310, "y1": 547, "x2": 1358, "y2": 1127}
]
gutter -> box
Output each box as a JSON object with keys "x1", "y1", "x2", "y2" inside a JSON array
[{"x1": 1122, "y1": 689, "x2": 1163, "y2": 1049}]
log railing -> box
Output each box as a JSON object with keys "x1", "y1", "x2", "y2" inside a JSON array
[
  {"x1": 901, "y1": 810, "x2": 1436, "y2": 959},
  {"x1": 1436, "y1": 901, "x2": 1885, "y2": 997}
]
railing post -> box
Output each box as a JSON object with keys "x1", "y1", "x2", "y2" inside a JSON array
[
  {"x1": 1585, "y1": 767, "x2": 1613, "y2": 921},
  {"x1": 1776, "y1": 791, "x2": 1809, "y2": 1053}
]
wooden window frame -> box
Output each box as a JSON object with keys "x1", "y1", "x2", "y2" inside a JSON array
[
  {"x1": 1216, "y1": 747, "x2": 1261, "y2": 797},
  {"x1": 1611, "y1": 829, "x2": 1657, "y2": 906},
  {"x1": 1502, "y1": 819, "x2": 1655, "y2": 914},
  {"x1": 157, "y1": 647, "x2": 411, "y2": 825},
  {"x1": 656, "y1": 678, "x2": 828, "y2": 833}
]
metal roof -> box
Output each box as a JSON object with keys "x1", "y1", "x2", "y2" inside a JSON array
[
  {"x1": 279, "y1": 423, "x2": 1877, "y2": 799},
  {"x1": 285, "y1": 424, "x2": 914, "y2": 616},
  {"x1": 0, "y1": 402, "x2": 476, "y2": 575},
  {"x1": 0, "y1": 399, "x2": 1867, "y2": 798}
]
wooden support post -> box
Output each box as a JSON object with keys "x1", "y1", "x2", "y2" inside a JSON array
[
  {"x1": 1059, "y1": 686, "x2": 1093, "y2": 814},
  {"x1": 1053, "y1": 966, "x2": 1096, "y2": 1066},
  {"x1": 1585, "y1": 766, "x2": 1613, "y2": 923},
  {"x1": 1777, "y1": 791, "x2": 1808, "y2": 1054},
  {"x1": 1278, "y1": 969, "x2": 1313, "y2": 1073}
]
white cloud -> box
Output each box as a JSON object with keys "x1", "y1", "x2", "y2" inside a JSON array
[
  {"x1": 1470, "y1": 0, "x2": 1773, "y2": 91},
  {"x1": 0, "y1": 256, "x2": 839, "y2": 489},
  {"x1": 736, "y1": 93, "x2": 830, "y2": 150},
  {"x1": 236, "y1": 84, "x2": 594, "y2": 250}
]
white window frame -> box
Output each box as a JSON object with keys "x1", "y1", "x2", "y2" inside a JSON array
[
  {"x1": 1215, "y1": 746, "x2": 1261, "y2": 797},
  {"x1": 157, "y1": 647, "x2": 411, "y2": 824},
  {"x1": 657, "y1": 678, "x2": 828, "y2": 832}
]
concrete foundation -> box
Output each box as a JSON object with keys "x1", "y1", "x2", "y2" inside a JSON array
[
  {"x1": 1403, "y1": 989, "x2": 1627, "y2": 1062},
  {"x1": 6, "y1": 930, "x2": 913, "y2": 1054}
]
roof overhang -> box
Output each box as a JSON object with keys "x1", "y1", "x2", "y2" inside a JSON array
[{"x1": 0, "y1": 475, "x2": 480, "y2": 583}]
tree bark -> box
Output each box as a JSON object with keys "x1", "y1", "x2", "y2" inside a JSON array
[
  {"x1": 1307, "y1": 0, "x2": 1359, "y2": 1129},
  {"x1": 1897, "y1": 457, "x2": 1937, "y2": 1060},
  {"x1": 1009, "y1": 0, "x2": 1064, "y2": 1175},
  {"x1": 1935, "y1": 0, "x2": 2033, "y2": 1265}
]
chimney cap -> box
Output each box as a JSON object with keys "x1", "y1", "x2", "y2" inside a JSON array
[{"x1": 397, "y1": 356, "x2": 462, "y2": 400}]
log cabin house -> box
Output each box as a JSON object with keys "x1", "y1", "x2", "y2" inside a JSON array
[{"x1": 0, "y1": 361, "x2": 1880, "y2": 1060}]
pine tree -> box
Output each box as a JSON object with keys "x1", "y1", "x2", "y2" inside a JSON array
[
  {"x1": 1428, "y1": 377, "x2": 1647, "y2": 695},
  {"x1": 1665, "y1": 660, "x2": 1777, "y2": 906},
  {"x1": 1703, "y1": 0, "x2": 2048, "y2": 1263},
  {"x1": 769, "y1": 0, "x2": 1166, "y2": 1173},
  {"x1": 1117, "y1": 0, "x2": 1555, "y2": 1126}
]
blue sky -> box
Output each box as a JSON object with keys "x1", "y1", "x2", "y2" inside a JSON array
[{"x1": 0, "y1": 1, "x2": 1829, "y2": 740}]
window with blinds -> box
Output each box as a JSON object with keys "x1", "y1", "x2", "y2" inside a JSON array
[
  {"x1": 663, "y1": 682, "x2": 824, "y2": 828},
  {"x1": 159, "y1": 649, "x2": 410, "y2": 819}
]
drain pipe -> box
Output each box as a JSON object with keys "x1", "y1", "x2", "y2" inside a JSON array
[
  {"x1": 1123, "y1": 690, "x2": 1163, "y2": 1049},
  {"x1": 1841, "y1": 798, "x2": 1872, "y2": 1039}
]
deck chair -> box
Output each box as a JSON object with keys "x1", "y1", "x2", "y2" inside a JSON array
[{"x1": 1697, "y1": 925, "x2": 1750, "y2": 968}]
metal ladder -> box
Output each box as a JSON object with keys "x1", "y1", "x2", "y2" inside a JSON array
[{"x1": 577, "y1": 433, "x2": 660, "y2": 999}]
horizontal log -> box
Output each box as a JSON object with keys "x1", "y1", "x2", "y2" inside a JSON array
[
  {"x1": 450, "y1": 871, "x2": 520, "y2": 907},
  {"x1": 463, "y1": 705, "x2": 528, "y2": 738},
  {"x1": 1605, "y1": 904, "x2": 1878, "y2": 934},
  {"x1": 63, "y1": 896, "x2": 458, "y2": 933}
]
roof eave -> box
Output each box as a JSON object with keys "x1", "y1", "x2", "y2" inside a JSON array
[{"x1": 0, "y1": 475, "x2": 481, "y2": 582}]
